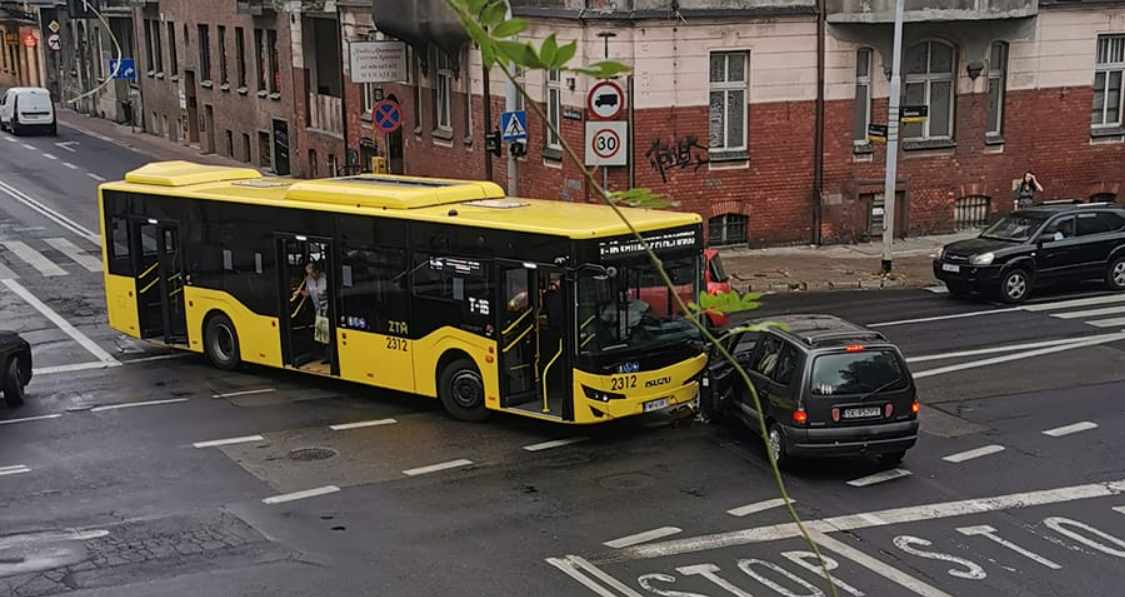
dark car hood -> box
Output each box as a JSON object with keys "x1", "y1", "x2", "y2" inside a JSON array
[
  {"x1": 0, "y1": 330, "x2": 25, "y2": 347},
  {"x1": 943, "y1": 237, "x2": 1020, "y2": 258}
]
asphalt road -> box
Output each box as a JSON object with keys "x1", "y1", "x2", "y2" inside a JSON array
[{"x1": 2, "y1": 124, "x2": 1125, "y2": 597}]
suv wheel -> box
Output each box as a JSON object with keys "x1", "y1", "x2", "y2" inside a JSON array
[
  {"x1": 766, "y1": 423, "x2": 790, "y2": 470},
  {"x1": 999, "y1": 268, "x2": 1031, "y2": 304},
  {"x1": 2, "y1": 358, "x2": 26, "y2": 408},
  {"x1": 1108, "y1": 256, "x2": 1125, "y2": 291}
]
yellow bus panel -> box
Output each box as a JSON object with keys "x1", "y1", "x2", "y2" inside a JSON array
[
  {"x1": 336, "y1": 329, "x2": 416, "y2": 394},
  {"x1": 571, "y1": 353, "x2": 707, "y2": 424},
  {"x1": 410, "y1": 327, "x2": 499, "y2": 405},
  {"x1": 183, "y1": 287, "x2": 282, "y2": 367},
  {"x1": 104, "y1": 274, "x2": 141, "y2": 338}
]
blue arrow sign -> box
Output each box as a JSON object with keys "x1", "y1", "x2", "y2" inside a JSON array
[
  {"x1": 500, "y1": 111, "x2": 528, "y2": 143},
  {"x1": 110, "y1": 58, "x2": 136, "y2": 81}
]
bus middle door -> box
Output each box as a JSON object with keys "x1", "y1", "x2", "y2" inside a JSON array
[{"x1": 497, "y1": 262, "x2": 539, "y2": 408}]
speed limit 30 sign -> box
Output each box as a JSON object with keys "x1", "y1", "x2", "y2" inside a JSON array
[{"x1": 585, "y1": 121, "x2": 628, "y2": 167}]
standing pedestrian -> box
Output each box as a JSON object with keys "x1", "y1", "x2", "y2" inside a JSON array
[{"x1": 1015, "y1": 171, "x2": 1044, "y2": 209}]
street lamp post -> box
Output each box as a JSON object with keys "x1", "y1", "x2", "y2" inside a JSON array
[{"x1": 881, "y1": 0, "x2": 905, "y2": 274}]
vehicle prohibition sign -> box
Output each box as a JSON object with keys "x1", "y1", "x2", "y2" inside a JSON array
[{"x1": 587, "y1": 80, "x2": 626, "y2": 121}]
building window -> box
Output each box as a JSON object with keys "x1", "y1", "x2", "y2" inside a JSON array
[
  {"x1": 143, "y1": 20, "x2": 154, "y2": 74},
  {"x1": 434, "y1": 50, "x2": 453, "y2": 132},
  {"x1": 954, "y1": 196, "x2": 991, "y2": 230},
  {"x1": 152, "y1": 20, "x2": 163, "y2": 75},
  {"x1": 708, "y1": 213, "x2": 749, "y2": 246},
  {"x1": 362, "y1": 83, "x2": 377, "y2": 114},
  {"x1": 218, "y1": 26, "x2": 229, "y2": 87},
  {"x1": 986, "y1": 42, "x2": 1008, "y2": 138},
  {"x1": 546, "y1": 69, "x2": 562, "y2": 150},
  {"x1": 234, "y1": 28, "x2": 246, "y2": 89},
  {"x1": 853, "y1": 48, "x2": 872, "y2": 145},
  {"x1": 258, "y1": 131, "x2": 272, "y2": 169},
  {"x1": 242, "y1": 132, "x2": 252, "y2": 162},
  {"x1": 254, "y1": 29, "x2": 265, "y2": 92},
  {"x1": 267, "y1": 30, "x2": 280, "y2": 94},
  {"x1": 1093, "y1": 35, "x2": 1125, "y2": 129},
  {"x1": 902, "y1": 41, "x2": 955, "y2": 141},
  {"x1": 198, "y1": 25, "x2": 212, "y2": 83},
  {"x1": 168, "y1": 22, "x2": 178, "y2": 77},
  {"x1": 709, "y1": 51, "x2": 749, "y2": 154}
]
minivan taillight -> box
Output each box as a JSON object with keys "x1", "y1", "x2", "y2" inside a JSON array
[
  {"x1": 792, "y1": 409, "x2": 808, "y2": 425},
  {"x1": 911, "y1": 401, "x2": 921, "y2": 414}
]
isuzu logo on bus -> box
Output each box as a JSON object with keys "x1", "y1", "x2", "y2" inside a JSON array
[{"x1": 645, "y1": 376, "x2": 671, "y2": 388}]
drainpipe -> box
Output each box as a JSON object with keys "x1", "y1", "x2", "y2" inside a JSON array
[
  {"x1": 812, "y1": 0, "x2": 826, "y2": 245},
  {"x1": 336, "y1": 4, "x2": 350, "y2": 171}
]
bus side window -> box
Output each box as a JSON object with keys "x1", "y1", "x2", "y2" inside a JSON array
[{"x1": 338, "y1": 245, "x2": 406, "y2": 333}]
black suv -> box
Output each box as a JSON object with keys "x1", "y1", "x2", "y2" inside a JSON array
[
  {"x1": 0, "y1": 331, "x2": 31, "y2": 407},
  {"x1": 701, "y1": 315, "x2": 918, "y2": 468},
  {"x1": 934, "y1": 202, "x2": 1125, "y2": 303}
]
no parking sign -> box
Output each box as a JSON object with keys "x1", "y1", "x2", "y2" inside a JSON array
[{"x1": 371, "y1": 99, "x2": 403, "y2": 134}]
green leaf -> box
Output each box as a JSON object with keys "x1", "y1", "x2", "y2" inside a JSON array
[
  {"x1": 570, "y1": 60, "x2": 632, "y2": 79},
  {"x1": 553, "y1": 41, "x2": 577, "y2": 69},
  {"x1": 481, "y1": 1, "x2": 507, "y2": 28},
  {"x1": 540, "y1": 34, "x2": 559, "y2": 67},
  {"x1": 465, "y1": 0, "x2": 488, "y2": 15},
  {"x1": 491, "y1": 18, "x2": 527, "y2": 39},
  {"x1": 700, "y1": 292, "x2": 769, "y2": 316},
  {"x1": 479, "y1": 40, "x2": 497, "y2": 68},
  {"x1": 496, "y1": 40, "x2": 542, "y2": 69}
]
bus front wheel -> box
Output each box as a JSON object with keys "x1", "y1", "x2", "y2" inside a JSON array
[
  {"x1": 204, "y1": 314, "x2": 242, "y2": 371},
  {"x1": 438, "y1": 358, "x2": 489, "y2": 422}
]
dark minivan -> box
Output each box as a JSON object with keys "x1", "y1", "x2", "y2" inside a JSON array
[
  {"x1": 702, "y1": 315, "x2": 918, "y2": 468},
  {"x1": 934, "y1": 202, "x2": 1125, "y2": 303},
  {"x1": 1, "y1": 331, "x2": 32, "y2": 407}
]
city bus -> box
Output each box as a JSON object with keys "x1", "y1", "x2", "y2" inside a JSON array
[{"x1": 99, "y1": 161, "x2": 708, "y2": 424}]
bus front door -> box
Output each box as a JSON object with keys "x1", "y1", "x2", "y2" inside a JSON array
[{"x1": 278, "y1": 236, "x2": 338, "y2": 376}]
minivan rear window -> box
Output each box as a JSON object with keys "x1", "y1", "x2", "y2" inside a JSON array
[{"x1": 810, "y1": 350, "x2": 907, "y2": 396}]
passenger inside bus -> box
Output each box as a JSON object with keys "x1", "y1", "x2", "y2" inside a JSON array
[{"x1": 290, "y1": 260, "x2": 333, "y2": 373}]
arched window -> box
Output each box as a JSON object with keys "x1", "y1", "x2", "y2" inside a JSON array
[
  {"x1": 954, "y1": 196, "x2": 991, "y2": 230},
  {"x1": 708, "y1": 213, "x2": 748, "y2": 246},
  {"x1": 903, "y1": 41, "x2": 955, "y2": 141}
]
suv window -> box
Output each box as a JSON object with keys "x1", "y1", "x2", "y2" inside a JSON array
[
  {"x1": 810, "y1": 350, "x2": 907, "y2": 396},
  {"x1": 1042, "y1": 216, "x2": 1076, "y2": 240},
  {"x1": 731, "y1": 332, "x2": 760, "y2": 361},
  {"x1": 1078, "y1": 212, "x2": 1125, "y2": 235},
  {"x1": 772, "y1": 345, "x2": 800, "y2": 387},
  {"x1": 753, "y1": 335, "x2": 784, "y2": 379}
]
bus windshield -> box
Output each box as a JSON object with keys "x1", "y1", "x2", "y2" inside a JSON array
[{"x1": 577, "y1": 254, "x2": 700, "y2": 355}]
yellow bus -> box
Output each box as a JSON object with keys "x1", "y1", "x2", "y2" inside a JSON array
[{"x1": 99, "y1": 161, "x2": 708, "y2": 424}]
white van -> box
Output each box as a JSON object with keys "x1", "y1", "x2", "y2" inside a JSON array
[{"x1": 0, "y1": 87, "x2": 57, "y2": 136}]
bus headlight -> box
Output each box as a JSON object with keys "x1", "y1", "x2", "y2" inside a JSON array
[{"x1": 582, "y1": 385, "x2": 625, "y2": 402}]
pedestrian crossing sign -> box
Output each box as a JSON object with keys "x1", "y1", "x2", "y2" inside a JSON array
[{"x1": 500, "y1": 111, "x2": 528, "y2": 143}]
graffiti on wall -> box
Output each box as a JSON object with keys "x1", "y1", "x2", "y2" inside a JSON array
[{"x1": 645, "y1": 135, "x2": 710, "y2": 183}]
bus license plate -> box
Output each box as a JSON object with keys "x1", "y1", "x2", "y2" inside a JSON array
[
  {"x1": 644, "y1": 398, "x2": 670, "y2": 413},
  {"x1": 942, "y1": 263, "x2": 960, "y2": 273},
  {"x1": 843, "y1": 406, "x2": 882, "y2": 419}
]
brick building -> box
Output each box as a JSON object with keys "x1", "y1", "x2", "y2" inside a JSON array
[
  {"x1": 127, "y1": 0, "x2": 1125, "y2": 247},
  {"x1": 0, "y1": 2, "x2": 44, "y2": 89}
]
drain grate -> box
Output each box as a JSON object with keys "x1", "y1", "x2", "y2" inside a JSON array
[{"x1": 287, "y1": 447, "x2": 338, "y2": 462}]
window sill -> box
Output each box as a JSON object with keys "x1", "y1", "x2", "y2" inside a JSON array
[
  {"x1": 463, "y1": 135, "x2": 473, "y2": 147},
  {"x1": 852, "y1": 142, "x2": 874, "y2": 155},
  {"x1": 220, "y1": 83, "x2": 231, "y2": 92},
  {"x1": 984, "y1": 133, "x2": 1005, "y2": 146},
  {"x1": 146, "y1": 70, "x2": 155, "y2": 78},
  {"x1": 1091, "y1": 126, "x2": 1125, "y2": 139},
  {"x1": 237, "y1": 87, "x2": 248, "y2": 96},
  {"x1": 710, "y1": 149, "x2": 749, "y2": 163},
  {"x1": 902, "y1": 139, "x2": 955, "y2": 152},
  {"x1": 257, "y1": 90, "x2": 268, "y2": 98},
  {"x1": 170, "y1": 74, "x2": 179, "y2": 83},
  {"x1": 200, "y1": 80, "x2": 213, "y2": 89},
  {"x1": 432, "y1": 127, "x2": 454, "y2": 141},
  {"x1": 269, "y1": 92, "x2": 281, "y2": 101},
  {"x1": 414, "y1": 126, "x2": 423, "y2": 138},
  {"x1": 542, "y1": 146, "x2": 562, "y2": 162},
  {"x1": 154, "y1": 72, "x2": 165, "y2": 80}
]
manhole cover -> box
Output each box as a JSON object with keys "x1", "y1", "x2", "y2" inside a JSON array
[{"x1": 288, "y1": 447, "x2": 337, "y2": 462}]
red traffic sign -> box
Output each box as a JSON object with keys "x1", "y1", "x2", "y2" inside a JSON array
[
  {"x1": 371, "y1": 99, "x2": 403, "y2": 134},
  {"x1": 587, "y1": 80, "x2": 625, "y2": 121}
]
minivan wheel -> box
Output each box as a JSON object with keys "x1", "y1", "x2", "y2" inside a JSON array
[
  {"x1": 766, "y1": 424, "x2": 790, "y2": 470},
  {"x1": 1108, "y1": 256, "x2": 1125, "y2": 291},
  {"x1": 2, "y1": 358, "x2": 26, "y2": 408},
  {"x1": 999, "y1": 268, "x2": 1031, "y2": 304}
]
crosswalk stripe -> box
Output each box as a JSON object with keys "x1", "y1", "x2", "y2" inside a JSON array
[
  {"x1": 0, "y1": 261, "x2": 17, "y2": 280},
  {"x1": 1, "y1": 241, "x2": 66, "y2": 276},
  {"x1": 1088, "y1": 316, "x2": 1125, "y2": 328},
  {"x1": 1052, "y1": 305, "x2": 1125, "y2": 320},
  {"x1": 1023, "y1": 293, "x2": 1125, "y2": 312},
  {"x1": 44, "y1": 238, "x2": 102, "y2": 272}
]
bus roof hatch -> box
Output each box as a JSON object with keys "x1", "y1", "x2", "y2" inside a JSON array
[
  {"x1": 124, "y1": 161, "x2": 263, "y2": 187},
  {"x1": 284, "y1": 175, "x2": 505, "y2": 209}
]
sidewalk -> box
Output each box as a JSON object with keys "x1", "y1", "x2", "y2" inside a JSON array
[
  {"x1": 719, "y1": 232, "x2": 975, "y2": 293},
  {"x1": 56, "y1": 108, "x2": 251, "y2": 170}
]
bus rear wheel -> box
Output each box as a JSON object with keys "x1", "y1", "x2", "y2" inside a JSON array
[
  {"x1": 438, "y1": 358, "x2": 489, "y2": 422},
  {"x1": 204, "y1": 314, "x2": 241, "y2": 371}
]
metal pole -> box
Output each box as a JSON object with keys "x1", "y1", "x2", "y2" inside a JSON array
[
  {"x1": 504, "y1": 5, "x2": 517, "y2": 195},
  {"x1": 482, "y1": 60, "x2": 493, "y2": 181},
  {"x1": 336, "y1": 4, "x2": 350, "y2": 172},
  {"x1": 881, "y1": 0, "x2": 905, "y2": 274}
]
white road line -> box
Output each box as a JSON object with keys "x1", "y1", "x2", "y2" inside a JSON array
[
  {"x1": 1114, "y1": 506, "x2": 1125, "y2": 515},
  {"x1": 1054, "y1": 305, "x2": 1125, "y2": 319},
  {"x1": 0, "y1": 261, "x2": 17, "y2": 280},
  {"x1": 727, "y1": 497, "x2": 794, "y2": 518},
  {"x1": 870, "y1": 307, "x2": 1022, "y2": 328},
  {"x1": 1023, "y1": 293, "x2": 1125, "y2": 312},
  {"x1": 41, "y1": 153, "x2": 57, "y2": 160},
  {"x1": 924, "y1": 286, "x2": 949, "y2": 294},
  {"x1": 1, "y1": 241, "x2": 66, "y2": 276},
  {"x1": 1089, "y1": 316, "x2": 1125, "y2": 328},
  {"x1": 86, "y1": 173, "x2": 107, "y2": 182},
  {"x1": 942, "y1": 444, "x2": 1005, "y2": 463},
  {"x1": 1043, "y1": 421, "x2": 1098, "y2": 437},
  {"x1": 90, "y1": 398, "x2": 188, "y2": 412},
  {"x1": 956, "y1": 525, "x2": 1062, "y2": 569},
  {"x1": 20, "y1": 143, "x2": 34, "y2": 150},
  {"x1": 211, "y1": 388, "x2": 275, "y2": 399},
  {"x1": 193, "y1": 434, "x2": 266, "y2": 448},
  {"x1": 523, "y1": 437, "x2": 590, "y2": 452},
  {"x1": 811, "y1": 531, "x2": 954, "y2": 597},
  {"x1": 329, "y1": 418, "x2": 397, "y2": 431},
  {"x1": 262, "y1": 485, "x2": 340, "y2": 505},
  {"x1": 913, "y1": 332, "x2": 1125, "y2": 379},
  {"x1": 615, "y1": 477, "x2": 1125, "y2": 561},
  {"x1": 2, "y1": 279, "x2": 120, "y2": 366},
  {"x1": 44, "y1": 238, "x2": 102, "y2": 272},
  {"x1": 847, "y1": 468, "x2": 912, "y2": 487},
  {"x1": 604, "y1": 527, "x2": 683, "y2": 549},
  {"x1": 0, "y1": 413, "x2": 62, "y2": 426},
  {"x1": 3, "y1": 136, "x2": 15, "y2": 142},
  {"x1": 0, "y1": 465, "x2": 31, "y2": 477},
  {"x1": 62, "y1": 162, "x2": 79, "y2": 170},
  {"x1": 905, "y1": 332, "x2": 1125, "y2": 363},
  {"x1": 0, "y1": 179, "x2": 100, "y2": 244},
  {"x1": 33, "y1": 362, "x2": 112, "y2": 375},
  {"x1": 402, "y1": 458, "x2": 474, "y2": 477},
  {"x1": 55, "y1": 141, "x2": 79, "y2": 153}
]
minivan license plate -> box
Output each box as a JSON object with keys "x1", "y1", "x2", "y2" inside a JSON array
[
  {"x1": 942, "y1": 263, "x2": 960, "y2": 273},
  {"x1": 644, "y1": 398, "x2": 669, "y2": 413},
  {"x1": 843, "y1": 406, "x2": 881, "y2": 419}
]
